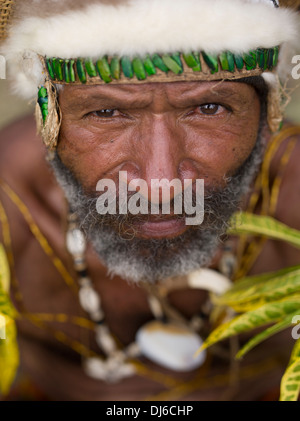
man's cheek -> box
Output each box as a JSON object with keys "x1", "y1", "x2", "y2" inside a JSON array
[
  {"x1": 183, "y1": 133, "x2": 246, "y2": 179},
  {"x1": 58, "y1": 123, "x2": 104, "y2": 153},
  {"x1": 215, "y1": 122, "x2": 259, "y2": 163}
]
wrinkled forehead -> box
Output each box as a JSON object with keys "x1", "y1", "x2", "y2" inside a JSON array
[{"x1": 57, "y1": 78, "x2": 266, "y2": 106}]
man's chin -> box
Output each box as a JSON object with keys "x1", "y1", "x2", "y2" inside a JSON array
[{"x1": 87, "y1": 223, "x2": 220, "y2": 284}]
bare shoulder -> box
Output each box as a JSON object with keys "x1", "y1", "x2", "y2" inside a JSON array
[
  {"x1": 0, "y1": 114, "x2": 63, "y2": 250},
  {"x1": 0, "y1": 114, "x2": 47, "y2": 187}
]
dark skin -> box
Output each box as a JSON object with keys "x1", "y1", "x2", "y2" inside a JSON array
[
  {"x1": 58, "y1": 81, "x2": 260, "y2": 239},
  {"x1": 58, "y1": 81, "x2": 259, "y2": 194},
  {"x1": 0, "y1": 81, "x2": 299, "y2": 401}
]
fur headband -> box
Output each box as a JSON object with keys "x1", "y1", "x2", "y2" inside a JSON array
[{"x1": 1, "y1": 0, "x2": 299, "y2": 98}]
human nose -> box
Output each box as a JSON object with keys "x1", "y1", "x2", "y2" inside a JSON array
[{"x1": 126, "y1": 115, "x2": 200, "y2": 203}]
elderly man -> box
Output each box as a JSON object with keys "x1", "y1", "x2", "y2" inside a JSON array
[{"x1": 0, "y1": 0, "x2": 300, "y2": 401}]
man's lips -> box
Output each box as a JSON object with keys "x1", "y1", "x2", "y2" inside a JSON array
[{"x1": 132, "y1": 217, "x2": 188, "y2": 239}]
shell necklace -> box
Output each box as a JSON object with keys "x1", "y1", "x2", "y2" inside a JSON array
[{"x1": 66, "y1": 212, "x2": 232, "y2": 383}]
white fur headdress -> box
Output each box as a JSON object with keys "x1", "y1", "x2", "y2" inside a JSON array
[{"x1": 1, "y1": 0, "x2": 299, "y2": 98}]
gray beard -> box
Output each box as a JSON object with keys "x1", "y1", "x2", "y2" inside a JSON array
[{"x1": 49, "y1": 135, "x2": 264, "y2": 284}]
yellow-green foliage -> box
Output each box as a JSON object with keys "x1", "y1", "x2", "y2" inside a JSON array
[
  {"x1": 0, "y1": 244, "x2": 19, "y2": 396},
  {"x1": 201, "y1": 213, "x2": 300, "y2": 401}
]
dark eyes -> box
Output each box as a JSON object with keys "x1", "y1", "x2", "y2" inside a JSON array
[
  {"x1": 92, "y1": 109, "x2": 118, "y2": 118},
  {"x1": 89, "y1": 103, "x2": 224, "y2": 119},
  {"x1": 198, "y1": 104, "x2": 221, "y2": 115}
]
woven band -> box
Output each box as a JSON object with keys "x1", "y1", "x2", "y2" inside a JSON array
[{"x1": 0, "y1": 0, "x2": 14, "y2": 41}]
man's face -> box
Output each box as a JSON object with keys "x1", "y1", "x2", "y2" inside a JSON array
[{"x1": 53, "y1": 80, "x2": 262, "y2": 283}]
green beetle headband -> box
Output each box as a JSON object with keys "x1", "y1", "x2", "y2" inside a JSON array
[{"x1": 43, "y1": 48, "x2": 279, "y2": 87}]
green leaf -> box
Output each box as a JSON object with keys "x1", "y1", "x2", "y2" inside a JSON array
[
  {"x1": 218, "y1": 270, "x2": 300, "y2": 312},
  {"x1": 229, "y1": 212, "x2": 300, "y2": 250},
  {"x1": 236, "y1": 313, "x2": 297, "y2": 359},
  {"x1": 223, "y1": 265, "x2": 300, "y2": 297},
  {"x1": 200, "y1": 296, "x2": 300, "y2": 351},
  {"x1": 280, "y1": 339, "x2": 300, "y2": 401}
]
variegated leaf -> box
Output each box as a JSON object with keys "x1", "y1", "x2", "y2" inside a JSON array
[
  {"x1": 0, "y1": 244, "x2": 10, "y2": 293},
  {"x1": 0, "y1": 315, "x2": 19, "y2": 396},
  {"x1": 229, "y1": 212, "x2": 300, "y2": 249},
  {"x1": 280, "y1": 339, "x2": 300, "y2": 401},
  {"x1": 216, "y1": 264, "x2": 300, "y2": 304},
  {"x1": 216, "y1": 269, "x2": 300, "y2": 312},
  {"x1": 0, "y1": 245, "x2": 16, "y2": 319},
  {"x1": 201, "y1": 296, "x2": 300, "y2": 351},
  {"x1": 0, "y1": 244, "x2": 19, "y2": 396},
  {"x1": 0, "y1": 284, "x2": 15, "y2": 319},
  {"x1": 236, "y1": 312, "x2": 297, "y2": 359}
]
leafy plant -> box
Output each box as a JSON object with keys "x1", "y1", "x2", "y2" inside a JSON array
[
  {"x1": 0, "y1": 244, "x2": 19, "y2": 396},
  {"x1": 200, "y1": 212, "x2": 300, "y2": 401}
]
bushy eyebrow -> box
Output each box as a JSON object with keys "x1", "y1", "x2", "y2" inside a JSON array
[
  {"x1": 210, "y1": 85, "x2": 251, "y2": 103},
  {"x1": 173, "y1": 83, "x2": 252, "y2": 107}
]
